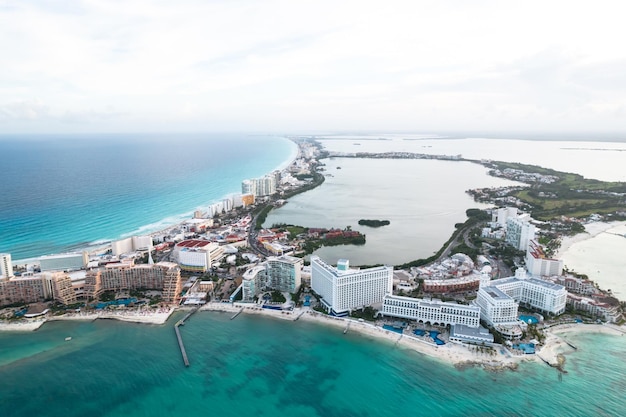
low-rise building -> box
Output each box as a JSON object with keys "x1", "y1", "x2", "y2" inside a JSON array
[
  {"x1": 567, "y1": 294, "x2": 622, "y2": 322},
  {"x1": 449, "y1": 324, "x2": 494, "y2": 344},
  {"x1": 39, "y1": 252, "x2": 88, "y2": 272}
]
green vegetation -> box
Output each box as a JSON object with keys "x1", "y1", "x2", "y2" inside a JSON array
[
  {"x1": 301, "y1": 234, "x2": 366, "y2": 254},
  {"x1": 99, "y1": 290, "x2": 115, "y2": 302},
  {"x1": 282, "y1": 171, "x2": 325, "y2": 199},
  {"x1": 358, "y1": 219, "x2": 390, "y2": 227},
  {"x1": 350, "y1": 306, "x2": 377, "y2": 321},
  {"x1": 255, "y1": 204, "x2": 274, "y2": 229},
  {"x1": 486, "y1": 161, "x2": 626, "y2": 221},
  {"x1": 270, "y1": 290, "x2": 286, "y2": 303}
]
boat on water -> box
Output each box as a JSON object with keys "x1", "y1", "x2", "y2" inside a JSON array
[{"x1": 65, "y1": 337, "x2": 72, "y2": 341}]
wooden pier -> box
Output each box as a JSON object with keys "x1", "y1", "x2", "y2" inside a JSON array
[{"x1": 293, "y1": 311, "x2": 305, "y2": 321}]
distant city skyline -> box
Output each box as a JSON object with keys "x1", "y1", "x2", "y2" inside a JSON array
[{"x1": 2, "y1": 1, "x2": 626, "y2": 135}]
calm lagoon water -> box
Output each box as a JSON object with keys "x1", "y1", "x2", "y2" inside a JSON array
[{"x1": 265, "y1": 157, "x2": 520, "y2": 265}]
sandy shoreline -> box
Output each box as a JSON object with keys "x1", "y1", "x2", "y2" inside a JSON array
[
  {"x1": 554, "y1": 221, "x2": 621, "y2": 258},
  {"x1": 0, "y1": 307, "x2": 175, "y2": 332},
  {"x1": 200, "y1": 303, "x2": 584, "y2": 371},
  {"x1": 3, "y1": 302, "x2": 623, "y2": 372}
]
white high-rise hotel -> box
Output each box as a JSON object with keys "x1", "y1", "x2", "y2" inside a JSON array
[
  {"x1": 241, "y1": 175, "x2": 277, "y2": 197},
  {"x1": 1, "y1": 253, "x2": 14, "y2": 279},
  {"x1": 311, "y1": 256, "x2": 393, "y2": 315}
]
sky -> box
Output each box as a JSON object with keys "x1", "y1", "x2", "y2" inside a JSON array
[{"x1": 1, "y1": 0, "x2": 626, "y2": 135}]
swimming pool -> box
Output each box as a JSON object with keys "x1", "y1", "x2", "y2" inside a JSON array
[{"x1": 519, "y1": 315, "x2": 539, "y2": 324}]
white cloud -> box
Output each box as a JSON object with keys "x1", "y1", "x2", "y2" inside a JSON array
[{"x1": 1, "y1": 0, "x2": 626, "y2": 134}]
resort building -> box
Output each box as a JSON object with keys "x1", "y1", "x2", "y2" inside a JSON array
[
  {"x1": 422, "y1": 275, "x2": 482, "y2": 294},
  {"x1": 241, "y1": 193, "x2": 255, "y2": 206},
  {"x1": 493, "y1": 207, "x2": 519, "y2": 228},
  {"x1": 241, "y1": 256, "x2": 303, "y2": 302},
  {"x1": 567, "y1": 294, "x2": 622, "y2": 323},
  {"x1": 241, "y1": 175, "x2": 277, "y2": 197},
  {"x1": 505, "y1": 216, "x2": 536, "y2": 251},
  {"x1": 0, "y1": 272, "x2": 76, "y2": 306},
  {"x1": 85, "y1": 261, "x2": 182, "y2": 303},
  {"x1": 525, "y1": 240, "x2": 563, "y2": 277},
  {"x1": 111, "y1": 236, "x2": 153, "y2": 256},
  {"x1": 39, "y1": 252, "x2": 89, "y2": 272},
  {"x1": 266, "y1": 256, "x2": 302, "y2": 293},
  {"x1": 553, "y1": 275, "x2": 597, "y2": 296},
  {"x1": 311, "y1": 256, "x2": 393, "y2": 316},
  {"x1": 489, "y1": 270, "x2": 567, "y2": 315},
  {"x1": 0, "y1": 253, "x2": 14, "y2": 279},
  {"x1": 475, "y1": 285, "x2": 519, "y2": 328},
  {"x1": 381, "y1": 294, "x2": 481, "y2": 328},
  {"x1": 173, "y1": 240, "x2": 225, "y2": 272}
]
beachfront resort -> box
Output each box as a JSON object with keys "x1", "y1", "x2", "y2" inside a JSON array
[{"x1": 1, "y1": 138, "x2": 625, "y2": 371}]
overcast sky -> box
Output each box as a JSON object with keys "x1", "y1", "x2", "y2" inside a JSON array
[{"x1": 2, "y1": 0, "x2": 626, "y2": 135}]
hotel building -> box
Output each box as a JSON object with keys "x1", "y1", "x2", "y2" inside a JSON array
[
  {"x1": 173, "y1": 240, "x2": 225, "y2": 273},
  {"x1": 381, "y1": 294, "x2": 481, "y2": 328},
  {"x1": 310, "y1": 256, "x2": 393, "y2": 316},
  {"x1": 241, "y1": 256, "x2": 303, "y2": 302},
  {"x1": 475, "y1": 285, "x2": 519, "y2": 328},
  {"x1": 0, "y1": 253, "x2": 14, "y2": 279},
  {"x1": 525, "y1": 240, "x2": 563, "y2": 277},
  {"x1": 85, "y1": 261, "x2": 182, "y2": 304},
  {"x1": 475, "y1": 269, "x2": 567, "y2": 337},
  {"x1": 241, "y1": 175, "x2": 277, "y2": 197},
  {"x1": 505, "y1": 216, "x2": 536, "y2": 251},
  {"x1": 489, "y1": 271, "x2": 567, "y2": 315},
  {"x1": 39, "y1": 252, "x2": 89, "y2": 272},
  {"x1": 0, "y1": 272, "x2": 77, "y2": 306}
]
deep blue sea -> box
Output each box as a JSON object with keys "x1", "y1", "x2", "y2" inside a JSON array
[
  {"x1": 0, "y1": 133, "x2": 297, "y2": 260},
  {"x1": 1, "y1": 314, "x2": 624, "y2": 417}
]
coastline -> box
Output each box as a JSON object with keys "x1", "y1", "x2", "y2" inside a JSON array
[
  {"x1": 3, "y1": 301, "x2": 624, "y2": 373},
  {"x1": 199, "y1": 302, "x2": 625, "y2": 371},
  {"x1": 554, "y1": 221, "x2": 621, "y2": 258},
  {"x1": 0, "y1": 307, "x2": 175, "y2": 332},
  {"x1": 11, "y1": 136, "x2": 300, "y2": 264}
]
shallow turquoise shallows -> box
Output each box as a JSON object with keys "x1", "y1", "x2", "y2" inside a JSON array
[{"x1": 0, "y1": 313, "x2": 624, "y2": 417}]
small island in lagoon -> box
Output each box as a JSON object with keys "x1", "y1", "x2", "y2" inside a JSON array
[{"x1": 358, "y1": 219, "x2": 390, "y2": 227}]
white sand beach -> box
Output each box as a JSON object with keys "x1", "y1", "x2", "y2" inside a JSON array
[
  {"x1": 557, "y1": 221, "x2": 626, "y2": 300},
  {"x1": 537, "y1": 323, "x2": 625, "y2": 366},
  {"x1": 554, "y1": 221, "x2": 620, "y2": 258},
  {"x1": 0, "y1": 307, "x2": 175, "y2": 331}
]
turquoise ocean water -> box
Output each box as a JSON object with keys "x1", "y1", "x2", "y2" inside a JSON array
[
  {"x1": 0, "y1": 314, "x2": 624, "y2": 417},
  {"x1": 0, "y1": 134, "x2": 297, "y2": 260}
]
